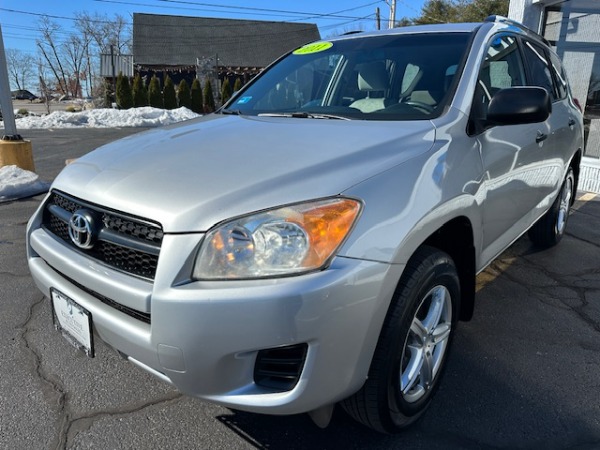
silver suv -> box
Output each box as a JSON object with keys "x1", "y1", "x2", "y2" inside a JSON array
[{"x1": 27, "y1": 16, "x2": 583, "y2": 433}]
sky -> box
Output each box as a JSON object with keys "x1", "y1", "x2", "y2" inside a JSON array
[{"x1": 0, "y1": 0, "x2": 426, "y2": 56}]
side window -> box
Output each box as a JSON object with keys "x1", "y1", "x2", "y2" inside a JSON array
[
  {"x1": 487, "y1": 36, "x2": 525, "y2": 90},
  {"x1": 471, "y1": 35, "x2": 525, "y2": 123},
  {"x1": 522, "y1": 40, "x2": 556, "y2": 100},
  {"x1": 549, "y1": 51, "x2": 568, "y2": 100}
]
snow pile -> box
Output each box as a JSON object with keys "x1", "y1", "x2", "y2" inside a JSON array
[
  {"x1": 0, "y1": 106, "x2": 201, "y2": 201},
  {"x1": 0, "y1": 165, "x2": 50, "y2": 202},
  {"x1": 2, "y1": 106, "x2": 200, "y2": 129}
]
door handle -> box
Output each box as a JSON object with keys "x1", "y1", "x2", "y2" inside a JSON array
[
  {"x1": 536, "y1": 131, "x2": 548, "y2": 143},
  {"x1": 568, "y1": 118, "x2": 576, "y2": 127}
]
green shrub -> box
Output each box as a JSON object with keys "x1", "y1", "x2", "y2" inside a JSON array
[
  {"x1": 221, "y1": 78, "x2": 232, "y2": 104},
  {"x1": 203, "y1": 79, "x2": 215, "y2": 113},
  {"x1": 16, "y1": 108, "x2": 29, "y2": 116},
  {"x1": 163, "y1": 75, "x2": 177, "y2": 110},
  {"x1": 132, "y1": 74, "x2": 148, "y2": 107},
  {"x1": 190, "y1": 78, "x2": 203, "y2": 114},
  {"x1": 103, "y1": 79, "x2": 113, "y2": 108},
  {"x1": 116, "y1": 72, "x2": 133, "y2": 109},
  {"x1": 233, "y1": 78, "x2": 243, "y2": 93},
  {"x1": 177, "y1": 79, "x2": 191, "y2": 109},
  {"x1": 148, "y1": 75, "x2": 163, "y2": 108}
]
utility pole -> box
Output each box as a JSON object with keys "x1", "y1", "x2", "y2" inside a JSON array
[
  {"x1": 376, "y1": 7, "x2": 381, "y2": 30},
  {"x1": 110, "y1": 44, "x2": 116, "y2": 106},
  {"x1": 387, "y1": 0, "x2": 397, "y2": 29},
  {"x1": 215, "y1": 53, "x2": 220, "y2": 104},
  {"x1": 0, "y1": 23, "x2": 35, "y2": 172},
  {"x1": 0, "y1": 24, "x2": 17, "y2": 139}
]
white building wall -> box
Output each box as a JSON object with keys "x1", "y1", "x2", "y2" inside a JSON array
[{"x1": 508, "y1": 0, "x2": 544, "y2": 30}]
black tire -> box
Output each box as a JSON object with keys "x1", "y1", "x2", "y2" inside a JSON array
[
  {"x1": 528, "y1": 167, "x2": 575, "y2": 248},
  {"x1": 342, "y1": 246, "x2": 460, "y2": 433}
]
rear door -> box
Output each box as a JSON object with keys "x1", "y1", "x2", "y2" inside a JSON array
[{"x1": 519, "y1": 38, "x2": 569, "y2": 195}]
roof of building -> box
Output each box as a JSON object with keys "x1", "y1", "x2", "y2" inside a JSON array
[{"x1": 133, "y1": 13, "x2": 321, "y2": 69}]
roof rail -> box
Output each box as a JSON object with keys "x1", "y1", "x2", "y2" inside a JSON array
[
  {"x1": 484, "y1": 15, "x2": 549, "y2": 44},
  {"x1": 485, "y1": 15, "x2": 529, "y2": 29},
  {"x1": 342, "y1": 30, "x2": 363, "y2": 36}
]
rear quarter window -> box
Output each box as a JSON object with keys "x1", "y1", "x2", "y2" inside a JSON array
[{"x1": 522, "y1": 40, "x2": 557, "y2": 101}]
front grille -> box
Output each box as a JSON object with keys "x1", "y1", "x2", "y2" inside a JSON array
[
  {"x1": 42, "y1": 190, "x2": 163, "y2": 280},
  {"x1": 254, "y1": 344, "x2": 308, "y2": 392}
]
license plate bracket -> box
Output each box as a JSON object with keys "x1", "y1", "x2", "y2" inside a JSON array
[{"x1": 51, "y1": 288, "x2": 94, "y2": 358}]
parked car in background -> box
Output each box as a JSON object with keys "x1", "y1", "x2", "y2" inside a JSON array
[
  {"x1": 27, "y1": 16, "x2": 583, "y2": 433},
  {"x1": 12, "y1": 89, "x2": 38, "y2": 101}
]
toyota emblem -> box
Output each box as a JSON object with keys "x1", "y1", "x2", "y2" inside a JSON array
[{"x1": 68, "y1": 210, "x2": 96, "y2": 249}]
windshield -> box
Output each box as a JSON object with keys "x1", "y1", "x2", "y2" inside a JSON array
[{"x1": 225, "y1": 32, "x2": 471, "y2": 121}]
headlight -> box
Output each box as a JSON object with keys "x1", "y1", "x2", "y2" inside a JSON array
[{"x1": 193, "y1": 197, "x2": 361, "y2": 280}]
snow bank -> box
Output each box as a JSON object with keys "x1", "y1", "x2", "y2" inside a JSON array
[
  {"x1": 0, "y1": 165, "x2": 50, "y2": 202},
  {"x1": 2, "y1": 106, "x2": 200, "y2": 129},
  {"x1": 0, "y1": 106, "x2": 200, "y2": 201}
]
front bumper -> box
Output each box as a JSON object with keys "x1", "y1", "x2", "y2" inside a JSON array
[{"x1": 27, "y1": 222, "x2": 402, "y2": 415}]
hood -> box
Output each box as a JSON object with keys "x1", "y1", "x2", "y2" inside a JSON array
[{"x1": 52, "y1": 114, "x2": 435, "y2": 232}]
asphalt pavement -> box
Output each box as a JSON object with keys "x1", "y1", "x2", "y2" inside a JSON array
[{"x1": 1, "y1": 128, "x2": 599, "y2": 449}]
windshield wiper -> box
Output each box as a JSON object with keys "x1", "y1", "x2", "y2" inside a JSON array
[
  {"x1": 220, "y1": 109, "x2": 242, "y2": 115},
  {"x1": 258, "y1": 112, "x2": 350, "y2": 120}
]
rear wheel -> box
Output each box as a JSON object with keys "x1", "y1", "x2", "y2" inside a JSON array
[
  {"x1": 342, "y1": 246, "x2": 460, "y2": 433},
  {"x1": 528, "y1": 167, "x2": 575, "y2": 248}
]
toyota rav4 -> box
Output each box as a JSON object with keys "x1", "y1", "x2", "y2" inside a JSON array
[{"x1": 27, "y1": 16, "x2": 583, "y2": 433}]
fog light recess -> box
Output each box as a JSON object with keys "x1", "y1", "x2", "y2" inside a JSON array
[{"x1": 253, "y1": 343, "x2": 308, "y2": 392}]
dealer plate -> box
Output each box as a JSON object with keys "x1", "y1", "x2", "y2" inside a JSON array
[{"x1": 51, "y1": 288, "x2": 94, "y2": 357}]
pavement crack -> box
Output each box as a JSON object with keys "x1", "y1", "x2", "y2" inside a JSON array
[
  {"x1": 0, "y1": 270, "x2": 32, "y2": 278},
  {"x1": 564, "y1": 231, "x2": 600, "y2": 249},
  {"x1": 574, "y1": 290, "x2": 600, "y2": 334},
  {"x1": 565, "y1": 439, "x2": 600, "y2": 450},
  {"x1": 64, "y1": 393, "x2": 184, "y2": 447},
  {"x1": 515, "y1": 256, "x2": 600, "y2": 334},
  {"x1": 18, "y1": 295, "x2": 69, "y2": 450}
]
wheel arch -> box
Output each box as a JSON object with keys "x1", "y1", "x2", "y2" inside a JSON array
[{"x1": 422, "y1": 216, "x2": 476, "y2": 321}]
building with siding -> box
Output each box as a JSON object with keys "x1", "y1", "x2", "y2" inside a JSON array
[{"x1": 132, "y1": 13, "x2": 320, "y2": 89}]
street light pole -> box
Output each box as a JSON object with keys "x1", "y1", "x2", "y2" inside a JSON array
[
  {"x1": 387, "y1": 0, "x2": 397, "y2": 29},
  {"x1": 0, "y1": 23, "x2": 18, "y2": 139},
  {"x1": 0, "y1": 23, "x2": 35, "y2": 171}
]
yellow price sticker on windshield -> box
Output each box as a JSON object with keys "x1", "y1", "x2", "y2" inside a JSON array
[{"x1": 293, "y1": 41, "x2": 333, "y2": 55}]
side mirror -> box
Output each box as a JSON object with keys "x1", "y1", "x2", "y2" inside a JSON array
[{"x1": 487, "y1": 86, "x2": 551, "y2": 125}]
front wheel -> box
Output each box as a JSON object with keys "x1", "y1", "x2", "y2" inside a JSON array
[
  {"x1": 342, "y1": 246, "x2": 460, "y2": 433},
  {"x1": 528, "y1": 167, "x2": 575, "y2": 248}
]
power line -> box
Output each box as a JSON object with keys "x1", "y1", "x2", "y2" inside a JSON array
[
  {"x1": 0, "y1": 8, "x2": 103, "y2": 24},
  {"x1": 0, "y1": 2, "x2": 382, "y2": 25},
  {"x1": 105, "y1": 0, "x2": 384, "y2": 20},
  {"x1": 94, "y1": 0, "x2": 382, "y2": 27}
]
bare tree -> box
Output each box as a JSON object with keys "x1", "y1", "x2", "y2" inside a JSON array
[
  {"x1": 63, "y1": 34, "x2": 88, "y2": 98},
  {"x1": 34, "y1": 12, "x2": 131, "y2": 100},
  {"x1": 6, "y1": 49, "x2": 36, "y2": 91},
  {"x1": 36, "y1": 16, "x2": 69, "y2": 96},
  {"x1": 37, "y1": 58, "x2": 52, "y2": 113},
  {"x1": 74, "y1": 12, "x2": 132, "y2": 98}
]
